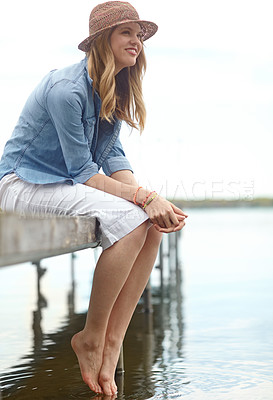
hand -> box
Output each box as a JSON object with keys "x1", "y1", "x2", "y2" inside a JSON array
[{"x1": 144, "y1": 196, "x2": 188, "y2": 233}]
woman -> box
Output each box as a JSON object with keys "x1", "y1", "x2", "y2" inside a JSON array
[{"x1": 0, "y1": 1, "x2": 187, "y2": 396}]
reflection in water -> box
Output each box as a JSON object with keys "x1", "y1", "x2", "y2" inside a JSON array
[
  {"x1": 32, "y1": 261, "x2": 47, "y2": 355},
  {"x1": 122, "y1": 259, "x2": 187, "y2": 400}
]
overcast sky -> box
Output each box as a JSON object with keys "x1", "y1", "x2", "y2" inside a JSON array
[{"x1": 0, "y1": 0, "x2": 272, "y2": 199}]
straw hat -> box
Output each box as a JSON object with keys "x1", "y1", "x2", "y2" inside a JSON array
[{"x1": 78, "y1": 1, "x2": 158, "y2": 52}]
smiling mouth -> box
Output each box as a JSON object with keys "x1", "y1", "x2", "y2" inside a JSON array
[{"x1": 126, "y1": 48, "x2": 138, "y2": 56}]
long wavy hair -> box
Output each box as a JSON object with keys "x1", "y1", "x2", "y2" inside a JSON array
[{"x1": 87, "y1": 28, "x2": 147, "y2": 132}]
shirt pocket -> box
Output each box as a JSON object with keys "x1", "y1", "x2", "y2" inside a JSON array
[{"x1": 83, "y1": 116, "x2": 96, "y2": 147}]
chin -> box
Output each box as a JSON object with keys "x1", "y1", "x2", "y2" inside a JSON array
[{"x1": 127, "y1": 58, "x2": 137, "y2": 67}]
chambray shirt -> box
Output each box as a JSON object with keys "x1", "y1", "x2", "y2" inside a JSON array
[{"x1": 0, "y1": 58, "x2": 133, "y2": 185}]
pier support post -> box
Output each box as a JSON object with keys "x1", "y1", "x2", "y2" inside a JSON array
[
  {"x1": 143, "y1": 278, "x2": 153, "y2": 313},
  {"x1": 116, "y1": 345, "x2": 124, "y2": 375},
  {"x1": 159, "y1": 240, "x2": 164, "y2": 289}
]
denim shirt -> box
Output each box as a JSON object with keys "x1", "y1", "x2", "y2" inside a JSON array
[{"x1": 0, "y1": 58, "x2": 133, "y2": 185}]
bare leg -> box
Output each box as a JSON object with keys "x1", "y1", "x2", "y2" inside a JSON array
[
  {"x1": 71, "y1": 221, "x2": 149, "y2": 394},
  {"x1": 99, "y1": 227, "x2": 162, "y2": 395}
]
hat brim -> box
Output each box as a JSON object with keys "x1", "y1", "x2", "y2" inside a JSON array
[{"x1": 78, "y1": 19, "x2": 158, "y2": 52}]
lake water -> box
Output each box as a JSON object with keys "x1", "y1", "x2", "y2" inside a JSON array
[{"x1": 0, "y1": 207, "x2": 273, "y2": 399}]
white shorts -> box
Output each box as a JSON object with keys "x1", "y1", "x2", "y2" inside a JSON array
[{"x1": 0, "y1": 173, "x2": 150, "y2": 250}]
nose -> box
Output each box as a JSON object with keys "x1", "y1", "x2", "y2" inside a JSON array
[{"x1": 130, "y1": 34, "x2": 142, "y2": 48}]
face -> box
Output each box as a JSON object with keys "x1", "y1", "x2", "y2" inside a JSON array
[{"x1": 110, "y1": 22, "x2": 143, "y2": 74}]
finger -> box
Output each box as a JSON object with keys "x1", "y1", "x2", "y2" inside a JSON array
[
  {"x1": 168, "y1": 211, "x2": 180, "y2": 227},
  {"x1": 148, "y1": 214, "x2": 163, "y2": 227},
  {"x1": 158, "y1": 226, "x2": 176, "y2": 233},
  {"x1": 153, "y1": 223, "x2": 166, "y2": 232},
  {"x1": 156, "y1": 215, "x2": 168, "y2": 229},
  {"x1": 153, "y1": 223, "x2": 173, "y2": 232},
  {"x1": 157, "y1": 212, "x2": 175, "y2": 229},
  {"x1": 159, "y1": 213, "x2": 184, "y2": 229},
  {"x1": 154, "y1": 220, "x2": 186, "y2": 233},
  {"x1": 176, "y1": 215, "x2": 186, "y2": 221},
  {"x1": 173, "y1": 220, "x2": 186, "y2": 232},
  {"x1": 162, "y1": 213, "x2": 177, "y2": 228},
  {"x1": 154, "y1": 223, "x2": 177, "y2": 233},
  {"x1": 157, "y1": 220, "x2": 186, "y2": 233},
  {"x1": 171, "y1": 204, "x2": 188, "y2": 217}
]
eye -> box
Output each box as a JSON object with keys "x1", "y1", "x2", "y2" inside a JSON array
[{"x1": 122, "y1": 30, "x2": 130, "y2": 35}]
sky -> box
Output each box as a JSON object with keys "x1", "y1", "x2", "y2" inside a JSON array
[{"x1": 0, "y1": 0, "x2": 272, "y2": 199}]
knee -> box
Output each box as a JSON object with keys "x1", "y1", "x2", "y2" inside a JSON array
[
  {"x1": 147, "y1": 226, "x2": 163, "y2": 250},
  {"x1": 128, "y1": 220, "x2": 150, "y2": 250}
]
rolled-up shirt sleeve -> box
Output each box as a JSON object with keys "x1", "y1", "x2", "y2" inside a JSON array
[
  {"x1": 46, "y1": 80, "x2": 99, "y2": 183},
  {"x1": 101, "y1": 135, "x2": 134, "y2": 176}
]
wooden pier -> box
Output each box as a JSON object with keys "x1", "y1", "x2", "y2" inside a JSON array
[{"x1": 0, "y1": 212, "x2": 100, "y2": 268}]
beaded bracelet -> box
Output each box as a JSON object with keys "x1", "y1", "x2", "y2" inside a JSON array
[
  {"x1": 143, "y1": 193, "x2": 158, "y2": 209},
  {"x1": 133, "y1": 186, "x2": 142, "y2": 205},
  {"x1": 141, "y1": 191, "x2": 156, "y2": 209}
]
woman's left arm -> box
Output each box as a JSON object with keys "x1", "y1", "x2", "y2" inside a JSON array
[{"x1": 110, "y1": 170, "x2": 187, "y2": 233}]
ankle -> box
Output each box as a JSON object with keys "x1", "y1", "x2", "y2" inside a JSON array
[
  {"x1": 104, "y1": 333, "x2": 123, "y2": 351},
  {"x1": 73, "y1": 330, "x2": 103, "y2": 352}
]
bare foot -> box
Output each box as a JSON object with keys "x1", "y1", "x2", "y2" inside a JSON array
[
  {"x1": 71, "y1": 331, "x2": 103, "y2": 394},
  {"x1": 99, "y1": 340, "x2": 121, "y2": 396}
]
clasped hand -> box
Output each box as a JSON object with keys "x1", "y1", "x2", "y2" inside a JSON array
[{"x1": 145, "y1": 196, "x2": 188, "y2": 233}]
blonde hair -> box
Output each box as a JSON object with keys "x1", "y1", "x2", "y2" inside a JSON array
[{"x1": 87, "y1": 28, "x2": 147, "y2": 132}]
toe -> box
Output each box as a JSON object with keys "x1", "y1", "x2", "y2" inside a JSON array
[
  {"x1": 97, "y1": 384, "x2": 103, "y2": 394},
  {"x1": 85, "y1": 379, "x2": 102, "y2": 394},
  {"x1": 111, "y1": 381, "x2": 117, "y2": 394},
  {"x1": 94, "y1": 383, "x2": 103, "y2": 394},
  {"x1": 100, "y1": 381, "x2": 112, "y2": 396}
]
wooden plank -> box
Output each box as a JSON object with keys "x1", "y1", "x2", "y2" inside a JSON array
[{"x1": 0, "y1": 213, "x2": 100, "y2": 267}]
